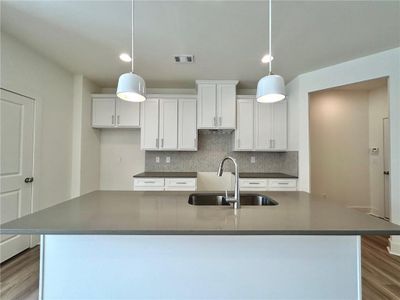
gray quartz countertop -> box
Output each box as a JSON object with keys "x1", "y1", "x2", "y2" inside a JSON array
[
  {"x1": 236, "y1": 172, "x2": 298, "y2": 179},
  {"x1": 134, "y1": 172, "x2": 197, "y2": 178},
  {"x1": 1, "y1": 191, "x2": 400, "y2": 235}
]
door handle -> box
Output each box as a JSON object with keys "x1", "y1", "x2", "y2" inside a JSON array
[
  {"x1": 384, "y1": 171, "x2": 390, "y2": 175},
  {"x1": 24, "y1": 177, "x2": 34, "y2": 183}
]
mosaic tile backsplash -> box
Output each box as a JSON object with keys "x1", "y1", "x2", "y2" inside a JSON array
[{"x1": 145, "y1": 131, "x2": 298, "y2": 176}]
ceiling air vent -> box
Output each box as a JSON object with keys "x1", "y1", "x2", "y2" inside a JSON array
[{"x1": 174, "y1": 55, "x2": 194, "y2": 63}]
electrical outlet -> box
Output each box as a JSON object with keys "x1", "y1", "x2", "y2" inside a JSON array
[
  {"x1": 166, "y1": 156, "x2": 171, "y2": 163},
  {"x1": 156, "y1": 156, "x2": 160, "y2": 163},
  {"x1": 251, "y1": 156, "x2": 256, "y2": 163}
]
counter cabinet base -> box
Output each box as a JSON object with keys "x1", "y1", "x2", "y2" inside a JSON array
[{"x1": 39, "y1": 235, "x2": 361, "y2": 299}]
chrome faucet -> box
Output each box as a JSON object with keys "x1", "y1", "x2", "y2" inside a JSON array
[{"x1": 217, "y1": 156, "x2": 240, "y2": 209}]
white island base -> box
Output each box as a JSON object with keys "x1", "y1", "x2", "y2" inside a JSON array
[{"x1": 39, "y1": 235, "x2": 361, "y2": 299}]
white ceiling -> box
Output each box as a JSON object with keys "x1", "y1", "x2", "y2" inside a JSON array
[{"x1": 1, "y1": 1, "x2": 399, "y2": 89}]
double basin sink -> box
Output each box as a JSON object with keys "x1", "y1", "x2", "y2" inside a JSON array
[{"x1": 188, "y1": 193, "x2": 278, "y2": 206}]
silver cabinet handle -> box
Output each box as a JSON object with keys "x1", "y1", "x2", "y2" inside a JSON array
[
  {"x1": 213, "y1": 116, "x2": 217, "y2": 127},
  {"x1": 219, "y1": 117, "x2": 222, "y2": 126},
  {"x1": 176, "y1": 182, "x2": 187, "y2": 184},
  {"x1": 117, "y1": 115, "x2": 120, "y2": 125},
  {"x1": 278, "y1": 182, "x2": 289, "y2": 185},
  {"x1": 156, "y1": 138, "x2": 159, "y2": 148},
  {"x1": 144, "y1": 181, "x2": 155, "y2": 184},
  {"x1": 161, "y1": 138, "x2": 164, "y2": 148},
  {"x1": 112, "y1": 115, "x2": 115, "y2": 125},
  {"x1": 249, "y1": 182, "x2": 260, "y2": 185}
]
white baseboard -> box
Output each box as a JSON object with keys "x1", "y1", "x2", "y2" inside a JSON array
[
  {"x1": 388, "y1": 236, "x2": 400, "y2": 256},
  {"x1": 347, "y1": 206, "x2": 371, "y2": 214}
]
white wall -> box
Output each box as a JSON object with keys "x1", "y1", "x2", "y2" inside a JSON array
[
  {"x1": 309, "y1": 90, "x2": 370, "y2": 209},
  {"x1": 368, "y1": 86, "x2": 389, "y2": 217},
  {"x1": 71, "y1": 75, "x2": 101, "y2": 197},
  {"x1": 1, "y1": 33, "x2": 74, "y2": 210},
  {"x1": 99, "y1": 129, "x2": 145, "y2": 190}
]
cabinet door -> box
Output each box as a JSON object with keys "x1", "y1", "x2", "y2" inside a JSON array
[
  {"x1": 141, "y1": 99, "x2": 159, "y2": 150},
  {"x1": 92, "y1": 97, "x2": 115, "y2": 128},
  {"x1": 197, "y1": 84, "x2": 217, "y2": 128},
  {"x1": 159, "y1": 99, "x2": 178, "y2": 150},
  {"x1": 179, "y1": 99, "x2": 197, "y2": 150},
  {"x1": 272, "y1": 100, "x2": 287, "y2": 150},
  {"x1": 217, "y1": 84, "x2": 236, "y2": 129},
  {"x1": 235, "y1": 98, "x2": 254, "y2": 151},
  {"x1": 254, "y1": 102, "x2": 274, "y2": 150},
  {"x1": 115, "y1": 99, "x2": 140, "y2": 128}
]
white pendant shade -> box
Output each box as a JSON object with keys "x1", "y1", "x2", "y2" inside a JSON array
[
  {"x1": 256, "y1": 74, "x2": 286, "y2": 103},
  {"x1": 117, "y1": 72, "x2": 146, "y2": 102}
]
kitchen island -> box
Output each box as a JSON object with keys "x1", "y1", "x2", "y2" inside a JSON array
[{"x1": 2, "y1": 191, "x2": 400, "y2": 299}]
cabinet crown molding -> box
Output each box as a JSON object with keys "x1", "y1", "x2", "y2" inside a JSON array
[{"x1": 196, "y1": 80, "x2": 239, "y2": 85}]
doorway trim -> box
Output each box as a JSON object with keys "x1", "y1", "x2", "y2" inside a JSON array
[{"x1": 287, "y1": 48, "x2": 400, "y2": 254}]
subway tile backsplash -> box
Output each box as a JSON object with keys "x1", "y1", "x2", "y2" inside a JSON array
[{"x1": 145, "y1": 131, "x2": 298, "y2": 176}]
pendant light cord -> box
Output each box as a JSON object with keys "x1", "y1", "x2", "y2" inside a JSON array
[
  {"x1": 269, "y1": 0, "x2": 272, "y2": 75},
  {"x1": 131, "y1": 0, "x2": 134, "y2": 73}
]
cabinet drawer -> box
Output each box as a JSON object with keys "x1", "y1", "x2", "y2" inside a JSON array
[
  {"x1": 269, "y1": 179, "x2": 297, "y2": 189},
  {"x1": 134, "y1": 178, "x2": 164, "y2": 187},
  {"x1": 239, "y1": 179, "x2": 268, "y2": 189},
  {"x1": 165, "y1": 178, "x2": 197, "y2": 191}
]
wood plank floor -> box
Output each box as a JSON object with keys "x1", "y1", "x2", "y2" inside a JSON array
[{"x1": 0, "y1": 236, "x2": 399, "y2": 299}]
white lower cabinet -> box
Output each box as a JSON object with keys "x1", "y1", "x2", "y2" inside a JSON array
[
  {"x1": 134, "y1": 178, "x2": 197, "y2": 191},
  {"x1": 133, "y1": 178, "x2": 165, "y2": 191},
  {"x1": 165, "y1": 178, "x2": 197, "y2": 191},
  {"x1": 239, "y1": 178, "x2": 297, "y2": 191}
]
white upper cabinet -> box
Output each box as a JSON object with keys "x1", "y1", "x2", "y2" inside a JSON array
[
  {"x1": 141, "y1": 98, "x2": 159, "y2": 150},
  {"x1": 92, "y1": 97, "x2": 116, "y2": 127},
  {"x1": 254, "y1": 101, "x2": 274, "y2": 150},
  {"x1": 92, "y1": 94, "x2": 140, "y2": 128},
  {"x1": 272, "y1": 100, "x2": 287, "y2": 150},
  {"x1": 159, "y1": 99, "x2": 178, "y2": 150},
  {"x1": 217, "y1": 83, "x2": 236, "y2": 128},
  {"x1": 179, "y1": 99, "x2": 197, "y2": 150},
  {"x1": 235, "y1": 96, "x2": 287, "y2": 152},
  {"x1": 141, "y1": 96, "x2": 197, "y2": 151},
  {"x1": 235, "y1": 98, "x2": 254, "y2": 151},
  {"x1": 196, "y1": 80, "x2": 238, "y2": 129},
  {"x1": 197, "y1": 83, "x2": 217, "y2": 128},
  {"x1": 115, "y1": 99, "x2": 140, "y2": 128}
]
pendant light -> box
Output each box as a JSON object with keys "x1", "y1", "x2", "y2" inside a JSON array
[
  {"x1": 116, "y1": 0, "x2": 146, "y2": 102},
  {"x1": 256, "y1": 0, "x2": 285, "y2": 103}
]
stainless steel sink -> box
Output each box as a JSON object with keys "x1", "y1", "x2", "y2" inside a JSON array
[{"x1": 188, "y1": 193, "x2": 278, "y2": 206}]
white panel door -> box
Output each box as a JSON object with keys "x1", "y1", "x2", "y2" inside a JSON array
[
  {"x1": 235, "y1": 98, "x2": 254, "y2": 150},
  {"x1": 159, "y1": 99, "x2": 178, "y2": 150},
  {"x1": 115, "y1": 99, "x2": 140, "y2": 128},
  {"x1": 197, "y1": 84, "x2": 217, "y2": 129},
  {"x1": 0, "y1": 89, "x2": 34, "y2": 262},
  {"x1": 179, "y1": 99, "x2": 197, "y2": 150},
  {"x1": 272, "y1": 100, "x2": 287, "y2": 150},
  {"x1": 92, "y1": 97, "x2": 115, "y2": 127},
  {"x1": 254, "y1": 102, "x2": 273, "y2": 150},
  {"x1": 383, "y1": 117, "x2": 390, "y2": 219},
  {"x1": 141, "y1": 99, "x2": 159, "y2": 150},
  {"x1": 217, "y1": 84, "x2": 236, "y2": 129}
]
